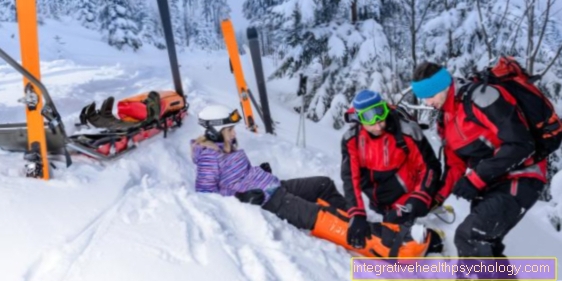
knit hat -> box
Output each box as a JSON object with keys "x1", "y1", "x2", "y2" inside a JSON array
[
  {"x1": 353, "y1": 90, "x2": 384, "y2": 111},
  {"x1": 352, "y1": 90, "x2": 389, "y2": 125}
]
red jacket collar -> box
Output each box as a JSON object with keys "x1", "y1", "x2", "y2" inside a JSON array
[{"x1": 441, "y1": 81, "x2": 457, "y2": 113}]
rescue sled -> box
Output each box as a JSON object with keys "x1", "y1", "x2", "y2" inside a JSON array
[
  {"x1": 0, "y1": 47, "x2": 189, "y2": 163},
  {"x1": 70, "y1": 90, "x2": 187, "y2": 160},
  {"x1": 0, "y1": 0, "x2": 189, "y2": 176}
]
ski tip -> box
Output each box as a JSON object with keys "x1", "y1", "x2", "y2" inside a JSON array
[{"x1": 247, "y1": 27, "x2": 258, "y2": 39}]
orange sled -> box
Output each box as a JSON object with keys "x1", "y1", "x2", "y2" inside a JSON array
[{"x1": 68, "y1": 90, "x2": 188, "y2": 160}]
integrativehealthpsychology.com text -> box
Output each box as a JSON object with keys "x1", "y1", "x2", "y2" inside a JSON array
[{"x1": 351, "y1": 257, "x2": 557, "y2": 280}]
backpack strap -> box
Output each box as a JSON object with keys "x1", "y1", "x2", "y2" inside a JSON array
[
  {"x1": 390, "y1": 110, "x2": 410, "y2": 155},
  {"x1": 388, "y1": 222, "x2": 413, "y2": 257},
  {"x1": 459, "y1": 82, "x2": 487, "y2": 128}
]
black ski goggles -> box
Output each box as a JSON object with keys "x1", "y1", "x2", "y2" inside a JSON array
[{"x1": 198, "y1": 109, "x2": 242, "y2": 128}]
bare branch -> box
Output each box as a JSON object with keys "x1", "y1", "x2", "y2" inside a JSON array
[
  {"x1": 508, "y1": 0, "x2": 536, "y2": 53},
  {"x1": 530, "y1": 0, "x2": 554, "y2": 73},
  {"x1": 476, "y1": 0, "x2": 493, "y2": 61},
  {"x1": 540, "y1": 45, "x2": 562, "y2": 77},
  {"x1": 415, "y1": 0, "x2": 435, "y2": 34},
  {"x1": 497, "y1": 0, "x2": 511, "y2": 30},
  {"x1": 526, "y1": 0, "x2": 535, "y2": 70}
]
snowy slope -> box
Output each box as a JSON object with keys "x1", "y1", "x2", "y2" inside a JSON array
[{"x1": 1, "y1": 19, "x2": 562, "y2": 281}]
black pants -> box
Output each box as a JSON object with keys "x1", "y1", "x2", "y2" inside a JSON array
[
  {"x1": 454, "y1": 178, "x2": 544, "y2": 257},
  {"x1": 261, "y1": 176, "x2": 349, "y2": 230}
]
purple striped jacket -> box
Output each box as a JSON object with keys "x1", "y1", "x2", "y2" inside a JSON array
[{"x1": 191, "y1": 139, "x2": 281, "y2": 204}]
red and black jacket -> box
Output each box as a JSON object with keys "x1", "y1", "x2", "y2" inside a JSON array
[
  {"x1": 437, "y1": 78, "x2": 547, "y2": 200},
  {"x1": 341, "y1": 110, "x2": 442, "y2": 217}
]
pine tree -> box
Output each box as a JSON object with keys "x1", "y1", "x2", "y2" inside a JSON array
[
  {"x1": 264, "y1": 0, "x2": 394, "y2": 128},
  {"x1": 76, "y1": 0, "x2": 99, "y2": 30},
  {"x1": 0, "y1": 0, "x2": 17, "y2": 22},
  {"x1": 136, "y1": 0, "x2": 166, "y2": 49},
  {"x1": 192, "y1": 0, "x2": 227, "y2": 50},
  {"x1": 170, "y1": 0, "x2": 185, "y2": 47},
  {"x1": 99, "y1": 0, "x2": 142, "y2": 51}
]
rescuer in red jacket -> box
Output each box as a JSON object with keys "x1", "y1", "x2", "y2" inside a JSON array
[
  {"x1": 341, "y1": 90, "x2": 443, "y2": 249},
  {"x1": 410, "y1": 62, "x2": 547, "y2": 258}
]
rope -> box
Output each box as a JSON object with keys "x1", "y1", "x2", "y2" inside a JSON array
[{"x1": 431, "y1": 206, "x2": 456, "y2": 225}]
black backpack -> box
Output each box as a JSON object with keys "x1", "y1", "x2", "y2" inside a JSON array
[{"x1": 458, "y1": 56, "x2": 562, "y2": 162}]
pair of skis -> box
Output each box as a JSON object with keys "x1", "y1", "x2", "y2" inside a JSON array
[
  {"x1": 14, "y1": 0, "x2": 70, "y2": 179},
  {"x1": 10, "y1": 0, "x2": 185, "y2": 180},
  {"x1": 220, "y1": 19, "x2": 275, "y2": 135}
]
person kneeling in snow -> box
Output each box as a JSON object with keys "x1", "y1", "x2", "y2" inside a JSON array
[
  {"x1": 190, "y1": 104, "x2": 444, "y2": 258},
  {"x1": 341, "y1": 90, "x2": 446, "y2": 251}
]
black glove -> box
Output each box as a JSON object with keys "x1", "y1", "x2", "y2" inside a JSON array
[
  {"x1": 259, "y1": 162, "x2": 272, "y2": 174},
  {"x1": 452, "y1": 177, "x2": 480, "y2": 201},
  {"x1": 384, "y1": 197, "x2": 429, "y2": 224},
  {"x1": 346, "y1": 215, "x2": 372, "y2": 249},
  {"x1": 235, "y1": 189, "x2": 265, "y2": 205},
  {"x1": 431, "y1": 194, "x2": 445, "y2": 210}
]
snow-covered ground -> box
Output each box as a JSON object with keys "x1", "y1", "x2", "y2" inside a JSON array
[{"x1": 1, "y1": 19, "x2": 561, "y2": 281}]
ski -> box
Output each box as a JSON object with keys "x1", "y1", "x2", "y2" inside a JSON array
[
  {"x1": 0, "y1": 47, "x2": 71, "y2": 168},
  {"x1": 220, "y1": 19, "x2": 258, "y2": 133},
  {"x1": 16, "y1": 0, "x2": 53, "y2": 179},
  {"x1": 246, "y1": 27, "x2": 274, "y2": 134},
  {"x1": 156, "y1": 0, "x2": 185, "y2": 100},
  {"x1": 241, "y1": 44, "x2": 280, "y2": 128}
]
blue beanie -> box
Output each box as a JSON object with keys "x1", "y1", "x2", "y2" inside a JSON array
[
  {"x1": 353, "y1": 90, "x2": 384, "y2": 110},
  {"x1": 411, "y1": 68, "x2": 452, "y2": 99}
]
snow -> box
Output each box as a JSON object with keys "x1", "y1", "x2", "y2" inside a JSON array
[{"x1": 1, "y1": 18, "x2": 562, "y2": 281}]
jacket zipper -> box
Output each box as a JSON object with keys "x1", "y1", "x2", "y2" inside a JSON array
[
  {"x1": 454, "y1": 117, "x2": 468, "y2": 140},
  {"x1": 383, "y1": 136, "x2": 389, "y2": 166}
]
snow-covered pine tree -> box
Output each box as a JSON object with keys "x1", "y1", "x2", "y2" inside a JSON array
[
  {"x1": 76, "y1": 0, "x2": 99, "y2": 30},
  {"x1": 183, "y1": 0, "x2": 197, "y2": 47},
  {"x1": 134, "y1": 0, "x2": 166, "y2": 49},
  {"x1": 169, "y1": 0, "x2": 186, "y2": 48},
  {"x1": 0, "y1": 0, "x2": 17, "y2": 22},
  {"x1": 193, "y1": 0, "x2": 227, "y2": 51},
  {"x1": 99, "y1": 0, "x2": 142, "y2": 51},
  {"x1": 260, "y1": 0, "x2": 393, "y2": 129},
  {"x1": 243, "y1": 0, "x2": 284, "y2": 55}
]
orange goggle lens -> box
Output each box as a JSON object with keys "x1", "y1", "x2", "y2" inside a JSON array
[{"x1": 230, "y1": 110, "x2": 241, "y2": 122}]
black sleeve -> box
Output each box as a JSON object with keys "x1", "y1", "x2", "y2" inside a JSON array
[
  {"x1": 469, "y1": 85, "x2": 535, "y2": 185},
  {"x1": 341, "y1": 127, "x2": 366, "y2": 217},
  {"x1": 414, "y1": 135, "x2": 442, "y2": 198}
]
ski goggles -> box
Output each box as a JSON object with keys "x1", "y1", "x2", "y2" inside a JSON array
[
  {"x1": 356, "y1": 101, "x2": 390, "y2": 125},
  {"x1": 198, "y1": 109, "x2": 242, "y2": 128}
]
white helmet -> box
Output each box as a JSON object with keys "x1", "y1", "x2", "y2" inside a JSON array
[{"x1": 197, "y1": 104, "x2": 242, "y2": 132}]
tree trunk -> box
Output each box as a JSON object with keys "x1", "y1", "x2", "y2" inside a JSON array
[
  {"x1": 445, "y1": 0, "x2": 453, "y2": 59},
  {"x1": 410, "y1": 0, "x2": 417, "y2": 72},
  {"x1": 508, "y1": 0, "x2": 534, "y2": 54},
  {"x1": 476, "y1": 0, "x2": 492, "y2": 62},
  {"x1": 351, "y1": 0, "x2": 358, "y2": 23},
  {"x1": 530, "y1": 0, "x2": 553, "y2": 74},
  {"x1": 526, "y1": 0, "x2": 535, "y2": 71}
]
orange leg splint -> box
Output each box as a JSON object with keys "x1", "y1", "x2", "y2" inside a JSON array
[{"x1": 310, "y1": 199, "x2": 432, "y2": 258}]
